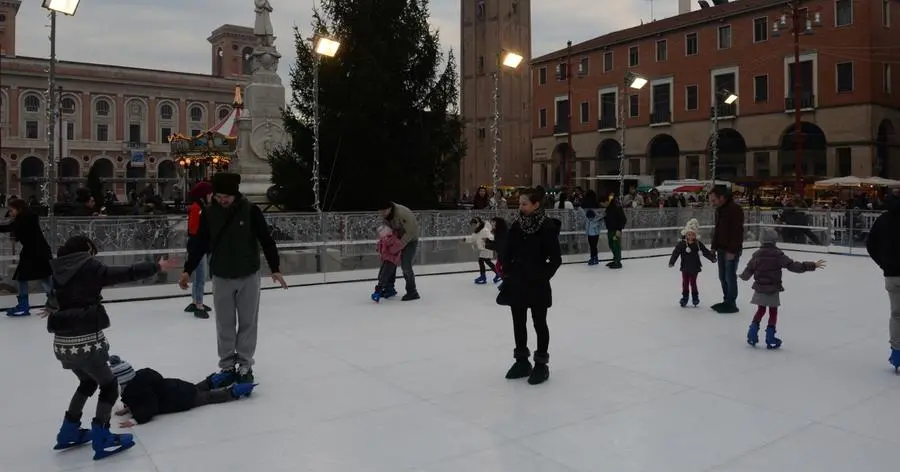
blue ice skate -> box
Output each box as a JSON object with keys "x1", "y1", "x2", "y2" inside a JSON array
[
  {"x1": 679, "y1": 293, "x2": 688, "y2": 307},
  {"x1": 6, "y1": 295, "x2": 30, "y2": 317},
  {"x1": 53, "y1": 416, "x2": 91, "y2": 450},
  {"x1": 371, "y1": 291, "x2": 381, "y2": 302},
  {"x1": 203, "y1": 368, "x2": 237, "y2": 390},
  {"x1": 890, "y1": 349, "x2": 900, "y2": 374},
  {"x1": 493, "y1": 273, "x2": 502, "y2": 283},
  {"x1": 230, "y1": 382, "x2": 258, "y2": 398},
  {"x1": 765, "y1": 326, "x2": 782, "y2": 349},
  {"x1": 90, "y1": 421, "x2": 134, "y2": 460},
  {"x1": 474, "y1": 275, "x2": 487, "y2": 284},
  {"x1": 747, "y1": 322, "x2": 760, "y2": 347}
]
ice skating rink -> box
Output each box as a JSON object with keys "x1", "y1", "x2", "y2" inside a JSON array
[{"x1": 1, "y1": 252, "x2": 898, "y2": 472}]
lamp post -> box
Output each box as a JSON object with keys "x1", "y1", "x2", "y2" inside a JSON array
[
  {"x1": 490, "y1": 50, "x2": 523, "y2": 207},
  {"x1": 311, "y1": 36, "x2": 340, "y2": 212},
  {"x1": 41, "y1": 0, "x2": 79, "y2": 249},
  {"x1": 772, "y1": 1, "x2": 821, "y2": 195},
  {"x1": 709, "y1": 89, "x2": 738, "y2": 186},
  {"x1": 617, "y1": 70, "x2": 647, "y2": 198}
]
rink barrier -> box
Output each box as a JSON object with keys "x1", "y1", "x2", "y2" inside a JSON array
[{"x1": 0, "y1": 221, "x2": 850, "y2": 307}]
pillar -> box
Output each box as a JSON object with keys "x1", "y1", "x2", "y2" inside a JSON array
[
  {"x1": 826, "y1": 147, "x2": 837, "y2": 177},
  {"x1": 678, "y1": 155, "x2": 687, "y2": 179},
  {"x1": 745, "y1": 151, "x2": 754, "y2": 177}
]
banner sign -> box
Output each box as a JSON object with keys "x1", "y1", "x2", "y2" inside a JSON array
[{"x1": 130, "y1": 150, "x2": 145, "y2": 167}]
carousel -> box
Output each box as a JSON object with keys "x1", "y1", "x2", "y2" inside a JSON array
[{"x1": 168, "y1": 86, "x2": 243, "y2": 189}]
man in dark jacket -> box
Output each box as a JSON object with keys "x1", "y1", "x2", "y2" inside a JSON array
[
  {"x1": 603, "y1": 196, "x2": 627, "y2": 269},
  {"x1": 179, "y1": 173, "x2": 286, "y2": 387},
  {"x1": 709, "y1": 186, "x2": 744, "y2": 313},
  {"x1": 866, "y1": 188, "x2": 900, "y2": 371}
]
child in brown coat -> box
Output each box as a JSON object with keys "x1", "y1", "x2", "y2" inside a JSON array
[{"x1": 739, "y1": 227, "x2": 825, "y2": 349}]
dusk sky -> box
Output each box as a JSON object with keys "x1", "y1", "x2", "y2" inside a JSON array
[{"x1": 13, "y1": 0, "x2": 683, "y2": 83}]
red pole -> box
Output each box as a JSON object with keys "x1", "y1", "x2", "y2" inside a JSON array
[
  {"x1": 792, "y1": 2, "x2": 804, "y2": 197},
  {"x1": 566, "y1": 40, "x2": 574, "y2": 190}
]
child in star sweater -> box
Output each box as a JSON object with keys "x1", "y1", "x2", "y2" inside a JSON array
[
  {"x1": 739, "y1": 227, "x2": 825, "y2": 349},
  {"x1": 669, "y1": 218, "x2": 716, "y2": 307}
]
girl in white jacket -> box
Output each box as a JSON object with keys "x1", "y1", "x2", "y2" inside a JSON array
[{"x1": 467, "y1": 217, "x2": 499, "y2": 284}]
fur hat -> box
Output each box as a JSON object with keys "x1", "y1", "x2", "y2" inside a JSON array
[
  {"x1": 681, "y1": 218, "x2": 701, "y2": 237},
  {"x1": 108, "y1": 355, "x2": 135, "y2": 390},
  {"x1": 759, "y1": 227, "x2": 779, "y2": 245},
  {"x1": 211, "y1": 172, "x2": 241, "y2": 196}
]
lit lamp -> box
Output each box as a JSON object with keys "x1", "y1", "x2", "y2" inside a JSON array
[
  {"x1": 618, "y1": 71, "x2": 647, "y2": 197},
  {"x1": 489, "y1": 49, "x2": 523, "y2": 206},
  {"x1": 311, "y1": 36, "x2": 341, "y2": 212},
  {"x1": 710, "y1": 89, "x2": 738, "y2": 185}
]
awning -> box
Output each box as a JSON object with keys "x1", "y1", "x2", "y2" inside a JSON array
[{"x1": 673, "y1": 185, "x2": 704, "y2": 193}]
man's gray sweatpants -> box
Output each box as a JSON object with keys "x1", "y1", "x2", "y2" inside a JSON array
[
  {"x1": 887, "y1": 277, "x2": 900, "y2": 350},
  {"x1": 213, "y1": 273, "x2": 261, "y2": 369}
]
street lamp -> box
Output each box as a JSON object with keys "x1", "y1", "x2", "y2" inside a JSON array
[
  {"x1": 311, "y1": 36, "x2": 340, "y2": 212},
  {"x1": 773, "y1": 2, "x2": 821, "y2": 195},
  {"x1": 617, "y1": 70, "x2": 646, "y2": 198},
  {"x1": 710, "y1": 89, "x2": 738, "y2": 185},
  {"x1": 41, "y1": 0, "x2": 79, "y2": 249},
  {"x1": 490, "y1": 49, "x2": 523, "y2": 207}
]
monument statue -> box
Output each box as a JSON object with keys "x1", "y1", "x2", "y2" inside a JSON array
[{"x1": 254, "y1": 0, "x2": 274, "y2": 46}]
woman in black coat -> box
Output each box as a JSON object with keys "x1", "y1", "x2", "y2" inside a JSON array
[
  {"x1": 496, "y1": 187, "x2": 562, "y2": 385},
  {"x1": 604, "y1": 196, "x2": 627, "y2": 269},
  {"x1": 1, "y1": 198, "x2": 53, "y2": 316}
]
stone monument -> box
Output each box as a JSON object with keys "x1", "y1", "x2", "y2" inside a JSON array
[{"x1": 235, "y1": 0, "x2": 290, "y2": 201}]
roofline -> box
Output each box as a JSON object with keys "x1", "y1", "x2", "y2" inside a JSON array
[
  {"x1": 531, "y1": 0, "x2": 784, "y2": 65},
  {"x1": 5, "y1": 55, "x2": 236, "y2": 81}
]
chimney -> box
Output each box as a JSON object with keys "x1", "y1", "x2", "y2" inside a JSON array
[{"x1": 679, "y1": 0, "x2": 691, "y2": 14}]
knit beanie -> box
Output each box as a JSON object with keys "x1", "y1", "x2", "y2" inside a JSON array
[
  {"x1": 211, "y1": 172, "x2": 241, "y2": 196},
  {"x1": 189, "y1": 181, "x2": 213, "y2": 200},
  {"x1": 108, "y1": 355, "x2": 135, "y2": 390},
  {"x1": 681, "y1": 218, "x2": 701, "y2": 237},
  {"x1": 759, "y1": 227, "x2": 779, "y2": 245}
]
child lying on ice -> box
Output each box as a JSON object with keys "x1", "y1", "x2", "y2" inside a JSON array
[{"x1": 108, "y1": 355, "x2": 256, "y2": 427}]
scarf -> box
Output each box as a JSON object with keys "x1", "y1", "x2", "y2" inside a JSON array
[{"x1": 516, "y1": 207, "x2": 547, "y2": 235}]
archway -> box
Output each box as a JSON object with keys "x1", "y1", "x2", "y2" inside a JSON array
[
  {"x1": 126, "y1": 161, "x2": 147, "y2": 196},
  {"x1": 647, "y1": 134, "x2": 679, "y2": 183},
  {"x1": 778, "y1": 122, "x2": 827, "y2": 179},
  {"x1": 876, "y1": 120, "x2": 896, "y2": 179},
  {"x1": 20, "y1": 156, "x2": 45, "y2": 202},
  {"x1": 156, "y1": 160, "x2": 177, "y2": 200},
  {"x1": 551, "y1": 143, "x2": 574, "y2": 188},
  {"x1": 708, "y1": 128, "x2": 747, "y2": 181},
  {"x1": 90, "y1": 158, "x2": 115, "y2": 195},
  {"x1": 59, "y1": 157, "x2": 81, "y2": 199}
]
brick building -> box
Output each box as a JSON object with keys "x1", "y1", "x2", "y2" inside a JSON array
[
  {"x1": 530, "y1": 0, "x2": 900, "y2": 191},
  {"x1": 0, "y1": 0, "x2": 254, "y2": 201},
  {"x1": 459, "y1": 0, "x2": 532, "y2": 197}
]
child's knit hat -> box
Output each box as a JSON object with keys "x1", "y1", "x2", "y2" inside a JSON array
[
  {"x1": 681, "y1": 218, "x2": 701, "y2": 237},
  {"x1": 759, "y1": 227, "x2": 779, "y2": 245},
  {"x1": 109, "y1": 355, "x2": 135, "y2": 389}
]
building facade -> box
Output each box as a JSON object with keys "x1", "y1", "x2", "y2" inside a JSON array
[
  {"x1": 459, "y1": 0, "x2": 532, "y2": 197},
  {"x1": 0, "y1": 0, "x2": 253, "y2": 202},
  {"x1": 530, "y1": 0, "x2": 900, "y2": 190}
]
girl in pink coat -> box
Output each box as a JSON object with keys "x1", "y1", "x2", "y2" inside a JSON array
[{"x1": 372, "y1": 225, "x2": 404, "y2": 302}]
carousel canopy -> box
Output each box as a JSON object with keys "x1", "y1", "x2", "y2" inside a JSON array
[{"x1": 208, "y1": 86, "x2": 244, "y2": 138}]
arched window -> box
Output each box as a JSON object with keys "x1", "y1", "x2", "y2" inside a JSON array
[
  {"x1": 242, "y1": 47, "x2": 254, "y2": 75},
  {"x1": 189, "y1": 106, "x2": 203, "y2": 122},
  {"x1": 218, "y1": 107, "x2": 231, "y2": 120},
  {"x1": 95, "y1": 99, "x2": 110, "y2": 116},
  {"x1": 24, "y1": 95, "x2": 40, "y2": 113},
  {"x1": 160, "y1": 103, "x2": 174, "y2": 120},
  {"x1": 61, "y1": 97, "x2": 76, "y2": 114}
]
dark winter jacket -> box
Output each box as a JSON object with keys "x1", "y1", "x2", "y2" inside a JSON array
[
  {"x1": 184, "y1": 196, "x2": 280, "y2": 278},
  {"x1": 604, "y1": 204, "x2": 627, "y2": 232},
  {"x1": 484, "y1": 227, "x2": 508, "y2": 258},
  {"x1": 496, "y1": 216, "x2": 562, "y2": 309},
  {"x1": 669, "y1": 239, "x2": 715, "y2": 274},
  {"x1": 739, "y1": 244, "x2": 817, "y2": 294},
  {"x1": 866, "y1": 196, "x2": 900, "y2": 277},
  {"x1": 0, "y1": 211, "x2": 52, "y2": 281},
  {"x1": 712, "y1": 199, "x2": 744, "y2": 255},
  {"x1": 46, "y1": 252, "x2": 159, "y2": 368},
  {"x1": 121, "y1": 368, "x2": 199, "y2": 424}
]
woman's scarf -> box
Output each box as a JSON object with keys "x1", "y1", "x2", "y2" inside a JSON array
[{"x1": 516, "y1": 207, "x2": 547, "y2": 235}]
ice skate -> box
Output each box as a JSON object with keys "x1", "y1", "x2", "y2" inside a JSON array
[
  {"x1": 679, "y1": 293, "x2": 688, "y2": 307},
  {"x1": 371, "y1": 291, "x2": 381, "y2": 302},
  {"x1": 765, "y1": 326, "x2": 782, "y2": 349},
  {"x1": 493, "y1": 273, "x2": 502, "y2": 283},
  {"x1": 230, "y1": 382, "x2": 258, "y2": 398},
  {"x1": 236, "y1": 366, "x2": 254, "y2": 384},
  {"x1": 53, "y1": 414, "x2": 91, "y2": 450},
  {"x1": 474, "y1": 274, "x2": 487, "y2": 284},
  {"x1": 890, "y1": 349, "x2": 900, "y2": 374},
  {"x1": 90, "y1": 420, "x2": 134, "y2": 460},
  {"x1": 6, "y1": 295, "x2": 30, "y2": 317},
  {"x1": 747, "y1": 322, "x2": 760, "y2": 347},
  {"x1": 691, "y1": 292, "x2": 700, "y2": 307},
  {"x1": 383, "y1": 288, "x2": 397, "y2": 299},
  {"x1": 202, "y1": 368, "x2": 237, "y2": 390}
]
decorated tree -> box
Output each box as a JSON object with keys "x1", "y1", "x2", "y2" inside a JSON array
[{"x1": 269, "y1": 0, "x2": 464, "y2": 211}]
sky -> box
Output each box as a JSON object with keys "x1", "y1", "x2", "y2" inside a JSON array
[{"x1": 12, "y1": 0, "x2": 683, "y2": 87}]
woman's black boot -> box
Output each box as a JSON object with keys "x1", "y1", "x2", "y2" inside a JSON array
[
  {"x1": 505, "y1": 348, "x2": 532, "y2": 379},
  {"x1": 528, "y1": 352, "x2": 550, "y2": 385}
]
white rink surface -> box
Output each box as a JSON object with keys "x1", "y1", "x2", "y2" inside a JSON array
[{"x1": 1, "y1": 252, "x2": 898, "y2": 472}]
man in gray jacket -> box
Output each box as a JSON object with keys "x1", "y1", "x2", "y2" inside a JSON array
[{"x1": 378, "y1": 201, "x2": 420, "y2": 301}]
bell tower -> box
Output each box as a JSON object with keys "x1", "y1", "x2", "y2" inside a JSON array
[
  {"x1": 0, "y1": 0, "x2": 22, "y2": 57},
  {"x1": 208, "y1": 24, "x2": 256, "y2": 77}
]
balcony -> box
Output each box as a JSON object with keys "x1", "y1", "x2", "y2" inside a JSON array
[
  {"x1": 553, "y1": 122, "x2": 569, "y2": 135},
  {"x1": 784, "y1": 93, "x2": 815, "y2": 112},
  {"x1": 597, "y1": 115, "x2": 616, "y2": 131},
  {"x1": 711, "y1": 103, "x2": 736, "y2": 119},
  {"x1": 650, "y1": 108, "x2": 672, "y2": 125}
]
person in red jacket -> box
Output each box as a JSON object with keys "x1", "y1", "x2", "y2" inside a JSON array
[{"x1": 186, "y1": 181, "x2": 213, "y2": 318}]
